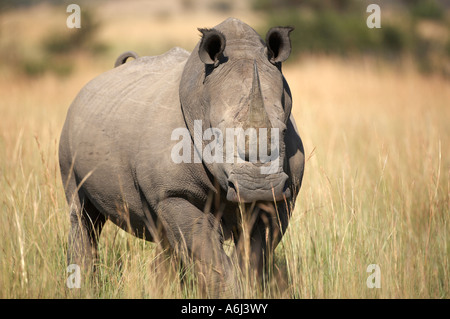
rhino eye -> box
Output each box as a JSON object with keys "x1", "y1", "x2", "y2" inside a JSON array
[{"x1": 198, "y1": 28, "x2": 226, "y2": 66}]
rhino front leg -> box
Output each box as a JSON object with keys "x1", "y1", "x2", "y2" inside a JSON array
[
  {"x1": 157, "y1": 197, "x2": 239, "y2": 298},
  {"x1": 236, "y1": 203, "x2": 289, "y2": 282}
]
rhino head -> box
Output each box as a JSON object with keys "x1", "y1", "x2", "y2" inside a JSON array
[{"x1": 179, "y1": 18, "x2": 294, "y2": 203}]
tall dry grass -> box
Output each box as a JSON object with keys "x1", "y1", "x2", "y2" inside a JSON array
[
  {"x1": 283, "y1": 56, "x2": 449, "y2": 298},
  {"x1": 0, "y1": 2, "x2": 448, "y2": 298}
]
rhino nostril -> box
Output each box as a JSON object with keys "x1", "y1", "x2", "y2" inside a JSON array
[{"x1": 228, "y1": 180, "x2": 236, "y2": 191}]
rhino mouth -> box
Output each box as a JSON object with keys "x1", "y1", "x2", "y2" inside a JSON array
[{"x1": 226, "y1": 171, "x2": 290, "y2": 203}]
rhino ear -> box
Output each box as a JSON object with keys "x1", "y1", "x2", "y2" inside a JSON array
[
  {"x1": 198, "y1": 28, "x2": 226, "y2": 66},
  {"x1": 265, "y1": 26, "x2": 294, "y2": 64}
]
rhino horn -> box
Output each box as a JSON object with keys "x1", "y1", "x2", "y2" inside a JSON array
[
  {"x1": 248, "y1": 61, "x2": 272, "y2": 130},
  {"x1": 241, "y1": 61, "x2": 272, "y2": 161}
]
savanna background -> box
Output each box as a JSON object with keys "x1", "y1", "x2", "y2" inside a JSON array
[{"x1": 0, "y1": 0, "x2": 448, "y2": 298}]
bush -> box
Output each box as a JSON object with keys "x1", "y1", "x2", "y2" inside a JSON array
[
  {"x1": 21, "y1": 55, "x2": 74, "y2": 78},
  {"x1": 21, "y1": 59, "x2": 48, "y2": 77},
  {"x1": 255, "y1": 0, "x2": 450, "y2": 75},
  {"x1": 252, "y1": 0, "x2": 360, "y2": 12},
  {"x1": 21, "y1": 7, "x2": 107, "y2": 78},
  {"x1": 410, "y1": 0, "x2": 444, "y2": 21},
  {"x1": 42, "y1": 8, "x2": 106, "y2": 56},
  {"x1": 381, "y1": 25, "x2": 405, "y2": 54},
  {"x1": 261, "y1": 9, "x2": 407, "y2": 57}
]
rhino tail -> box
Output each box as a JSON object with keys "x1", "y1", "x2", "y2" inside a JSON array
[{"x1": 114, "y1": 51, "x2": 139, "y2": 68}]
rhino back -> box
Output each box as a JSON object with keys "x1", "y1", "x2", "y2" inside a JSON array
[{"x1": 61, "y1": 47, "x2": 209, "y2": 233}]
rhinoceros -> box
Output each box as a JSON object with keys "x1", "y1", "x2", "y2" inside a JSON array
[{"x1": 59, "y1": 18, "x2": 304, "y2": 297}]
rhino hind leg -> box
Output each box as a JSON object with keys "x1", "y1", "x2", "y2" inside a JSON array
[
  {"x1": 62, "y1": 165, "x2": 106, "y2": 270},
  {"x1": 67, "y1": 191, "x2": 106, "y2": 270}
]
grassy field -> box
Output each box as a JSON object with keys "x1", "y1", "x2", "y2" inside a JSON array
[{"x1": 0, "y1": 2, "x2": 448, "y2": 298}]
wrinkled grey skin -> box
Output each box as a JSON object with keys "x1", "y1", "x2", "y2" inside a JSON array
[{"x1": 59, "y1": 18, "x2": 304, "y2": 297}]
